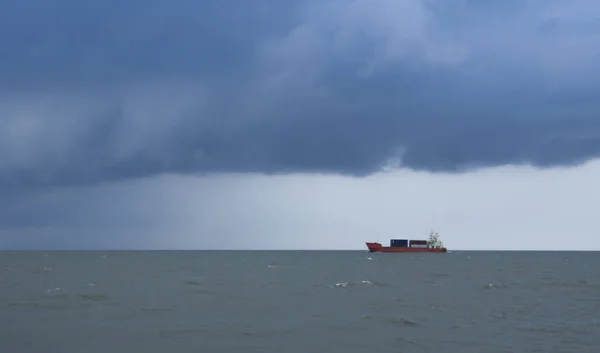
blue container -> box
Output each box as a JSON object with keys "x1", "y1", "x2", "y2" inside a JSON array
[{"x1": 390, "y1": 239, "x2": 408, "y2": 247}]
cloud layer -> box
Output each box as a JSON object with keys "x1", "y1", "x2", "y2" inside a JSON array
[{"x1": 2, "y1": 0, "x2": 600, "y2": 188}]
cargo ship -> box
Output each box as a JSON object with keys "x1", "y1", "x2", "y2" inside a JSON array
[{"x1": 366, "y1": 231, "x2": 447, "y2": 253}]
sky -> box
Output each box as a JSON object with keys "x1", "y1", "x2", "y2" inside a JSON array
[{"x1": 1, "y1": 0, "x2": 600, "y2": 250}]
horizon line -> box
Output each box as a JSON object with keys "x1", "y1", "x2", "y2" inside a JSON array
[{"x1": 1, "y1": 249, "x2": 599, "y2": 252}]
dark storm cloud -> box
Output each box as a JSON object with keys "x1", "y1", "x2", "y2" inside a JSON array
[{"x1": 2, "y1": 0, "x2": 600, "y2": 189}]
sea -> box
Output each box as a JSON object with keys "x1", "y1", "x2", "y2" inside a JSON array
[{"x1": 1, "y1": 250, "x2": 599, "y2": 353}]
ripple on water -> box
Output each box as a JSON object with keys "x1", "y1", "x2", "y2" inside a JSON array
[
  {"x1": 430, "y1": 272, "x2": 452, "y2": 278},
  {"x1": 78, "y1": 294, "x2": 110, "y2": 301},
  {"x1": 323, "y1": 280, "x2": 393, "y2": 289},
  {"x1": 158, "y1": 329, "x2": 205, "y2": 337},
  {"x1": 483, "y1": 283, "x2": 508, "y2": 290},
  {"x1": 7, "y1": 290, "x2": 112, "y2": 310},
  {"x1": 363, "y1": 315, "x2": 419, "y2": 327}
]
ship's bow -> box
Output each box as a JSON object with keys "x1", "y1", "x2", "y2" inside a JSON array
[{"x1": 365, "y1": 242, "x2": 382, "y2": 252}]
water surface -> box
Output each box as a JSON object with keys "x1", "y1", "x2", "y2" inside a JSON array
[{"x1": 1, "y1": 250, "x2": 598, "y2": 352}]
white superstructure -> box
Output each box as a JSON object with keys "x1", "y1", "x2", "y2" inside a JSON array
[{"x1": 427, "y1": 230, "x2": 444, "y2": 249}]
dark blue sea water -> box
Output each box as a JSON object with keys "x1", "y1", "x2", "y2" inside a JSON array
[{"x1": 1, "y1": 250, "x2": 599, "y2": 353}]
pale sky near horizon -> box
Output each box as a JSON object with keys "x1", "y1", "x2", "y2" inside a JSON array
[
  {"x1": 3, "y1": 159, "x2": 599, "y2": 250},
  {"x1": 2, "y1": 0, "x2": 600, "y2": 250}
]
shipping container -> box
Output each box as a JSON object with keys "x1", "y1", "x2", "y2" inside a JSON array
[
  {"x1": 409, "y1": 240, "x2": 427, "y2": 245},
  {"x1": 391, "y1": 243, "x2": 408, "y2": 248},
  {"x1": 409, "y1": 244, "x2": 428, "y2": 248},
  {"x1": 390, "y1": 239, "x2": 408, "y2": 247}
]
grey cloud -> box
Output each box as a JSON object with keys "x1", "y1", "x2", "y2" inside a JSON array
[{"x1": 2, "y1": 0, "x2": 600, "y2": 189}]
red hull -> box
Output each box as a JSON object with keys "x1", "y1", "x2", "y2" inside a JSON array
[{"x1": 366, "y1": 242, "x2": 447, "y2": 253}]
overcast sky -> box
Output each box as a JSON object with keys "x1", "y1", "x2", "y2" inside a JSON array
[{"x1": 1, "y1": 0, "x2": 600, "y2": 250}]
